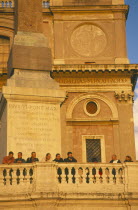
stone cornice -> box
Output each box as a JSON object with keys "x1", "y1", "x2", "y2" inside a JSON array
[
  {"x1": 52, "y1": 64, "x2": 138, "y2": 73},
  {"x1": 50, "y1": 5, "x2": 128, "y2": 12}
]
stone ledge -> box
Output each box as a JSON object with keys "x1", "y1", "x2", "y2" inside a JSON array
[
  {"x1": 2, "y1": 86, "x2": 66, "y2": 103},
  {"x1": 52, "y1": 64, "x2": 138, "y2": 73}
]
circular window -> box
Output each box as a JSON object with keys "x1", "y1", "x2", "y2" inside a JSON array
[
  {"x1": 86, "y1": 101, "x2": 98, "y2": 114},
  {"x1": 84, "y1": 100, "x2": 100, "y2": 117}
]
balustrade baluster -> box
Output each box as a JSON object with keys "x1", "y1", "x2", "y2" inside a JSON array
[
  {"x1": 99, "y1": 167, "x2": 103, "y2": 183},
  {"x1": 29, "y1": 168, "x2": 34, "y2": 184},
  {"x1": 6, "y1": 168, "x2": 11, "y2": 185},
  {"x1": 1, "y1": 1, "x2": 4, "y2": 8},
  {"x1": 116, "y1": 166, "x2": 123, "y2": 184},
  {"x1": 5, "y1": 1, "x2": 8, "y2": 7},
  {"x1": 61, "y1": 166, "x2": 67, "y2": 184},
  {"x1": 24, "y1": 168, "x2": 30, "y2": 185},
  {"x1": 77, "y1": 166, "x2": 83, "y2": 184},
  {"x1": 109, "y1": 166, "x2": 115, "y2": 184},
  {"x1": 67, "y1": 166, "x2": 72, "y2": 184},
  {"x1": 94, "y1": 166, "x2": 100, "y2": 184},
  {"x1": 16, "y1": 168, "x2": 21, "y2": 185},
  {"x1": 121, "y1": 166, "x2": 125, "y2": 184},
  {"x1": 9, "y1": 1, "x2": 12, "y2": 7},
  {"x1": 101, "y1": 166, "x2": 107, "y2": 184},
  {"x1": 0, "y1": 168, "x2": 4, "y2": 187},
  {"x1": 88, "y1": 166, "x2": 93, "y2": 184},
  {"x1": 11, "y1": 168, "x2": 17, "y2": 186},
  {"x1": 75, "y1": 166, "x2": 81, "y2": 184},
  {"x1": 82, "y1": 166, "x2": 87, "y2": 184}
]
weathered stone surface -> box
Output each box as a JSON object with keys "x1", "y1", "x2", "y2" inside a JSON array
[
  {"x1": 9, "y1": 0, "x2": 52, "y2": 74},
  {"x1": 8, "y1": 45, "x2": 52, "y2": 75},
  {"x1": 0, "y1": 162, "x2": 137, "y2": 209},
  {"x1": 0, "y1": 86, "x2": 66, "y2": 161},
  {"x1": 50, "y1": 0, "x2": 124, "y2": 6},
  {"x1": 15, "y1": 0, "x2": 43, "y2": 33}
]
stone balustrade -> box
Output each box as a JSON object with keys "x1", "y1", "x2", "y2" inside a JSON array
[
  {"x1": 0, "y1": 1, "x2": 50, "y2": 8},
  {"x1": 56, "y1": 163, "x2": 124, "y2": 185},
  {"x1": 0, "y1": 162, "x2": 137, "y2": 199},
  {"x1": 0, "y1": 0, "x2": 14, "y2": 8},
  {"x1": 0, "y1": 162, "x2": 137, "y2": 208},
  {"x1": 42, "y1": 0, "x2": 50, "y2": 8}
]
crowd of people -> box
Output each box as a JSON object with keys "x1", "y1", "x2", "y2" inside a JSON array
[
  {"x1": 2, "y1": 152, "x2": 133, "y2": 165},
  {"x1": 2, "y1": 151, "x2": 77, "y2": 164}
]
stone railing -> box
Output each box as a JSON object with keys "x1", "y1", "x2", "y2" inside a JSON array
[
  {"x1": 42, "y1": 0, "x2": 50, "y2": 8},
  {"x1": 0, "y1": 162, "x2": 138, "y2": 207},
  {"x1": 0, "y1": 164, "x2": 35, "y2": 194},
  {"x1": 56, "y1": 163, "x2": 124, "y2": 185},
  {"x1": 0, "y1": 162, "x2": 137, "y2": 197},
  {"x1": 0, "y1": 0, "x2": 50, "y2": 8},
  {"x1": 0, "y1": 1, "x2": 14, "y2": 8}
]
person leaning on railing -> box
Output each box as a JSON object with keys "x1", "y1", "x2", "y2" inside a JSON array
[
  {"x1": 53, "y1": 153, "x2": 64, "y2": 162},
  {"x1": 109, "y1": 154, "x2": 121, "y2": 176},
  {"x1": 14, "y1": 152, "x2": 25, "y2": 163},
  {"x1": 124, "y1": 155, "x2": 133, "y2": 162},
  {"x1": 109, "y1": 154, "x2": 121, "y2": 163},
  {"x1": 26, "y1": 152, "x2": 39, "y2": 163},
  {"x1": 64, "y1": 152, "x2": 77, "y2": 162},
  {"x1": 2, "y1": 151, "x2": 14, "y2": 164},
  {"x1": 41, "y1": 153, "x2": 52, "y2": 162}
]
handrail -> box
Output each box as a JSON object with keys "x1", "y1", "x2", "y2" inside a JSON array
[{"x1": 0, "y1": 162, "x2": 137, "y2": 200}]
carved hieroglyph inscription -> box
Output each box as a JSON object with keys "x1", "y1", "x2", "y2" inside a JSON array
[
  {"x1": 71, "y1": 24, "x2": 107, "y2": 57},
  {"x1": 8, "y1": 102, "x2": 61, "y2": 159}
]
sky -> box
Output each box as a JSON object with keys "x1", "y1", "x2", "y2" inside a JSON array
[{"x1": 125, "y1": 0, "x2": 138, "y2": 159}]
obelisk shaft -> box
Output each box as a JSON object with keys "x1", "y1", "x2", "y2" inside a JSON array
[
  {"x1": 15, "y1": 0, "x2": 43, "y2": 33},
  {"x1": 8, "y1": 0, "x2": 52, "y2": 75}
]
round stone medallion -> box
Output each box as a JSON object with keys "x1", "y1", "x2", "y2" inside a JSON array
[{"x1": 71, "y1": 24, "x2": 107, "y2": 57}]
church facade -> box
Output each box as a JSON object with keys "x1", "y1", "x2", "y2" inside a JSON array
[
  {"x1": 0, "y1": 0, "x2": 138, "y2": 209},
  {"x1": 0, "y1": 0, "x2": 137, "y2": 162}
]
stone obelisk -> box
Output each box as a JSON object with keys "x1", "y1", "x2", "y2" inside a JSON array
[{"x1": 0, "y1": 0, "x2": 66, "y2": 161}]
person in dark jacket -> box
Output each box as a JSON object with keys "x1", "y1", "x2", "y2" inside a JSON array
[
  {"x1": 124, "y1": 155, "x2": 133, "y2": 162},
  {"x1": 53, "y1": 153, "x2": 64, "y2": 162},
  {"x1": 14, "y1": 152, "x2": 25, "y2": 163},
  {"x1": 64, "y1": 152, "x2": 77, "y2": 162},
  {"x1": 109, "y1": 154, "x2": 121, "y2": 163},
  {"x1": 26, "y1": 152, "x2": 39, "y2": 163}
]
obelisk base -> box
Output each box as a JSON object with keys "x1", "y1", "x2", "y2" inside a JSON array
[{"x1": 0, "y1": 86, "x2": 66, "y2": 161}]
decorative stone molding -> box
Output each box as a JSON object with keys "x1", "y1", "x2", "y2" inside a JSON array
[
  {"x1": 52, "y1": 64, "x2": 138, "y2": 73},
  {"x1": 66, "y1": 93, "x2": 118, "y2": 120},
  {"x1": 115, "y1": 91, "x2": 134, "y2": 102},
  {"x1": 84, "y1": 99, "x2": 100, "y2": 117},
  {"x1": 71, "y1": 24, "x2": 107, "y2": 57}
]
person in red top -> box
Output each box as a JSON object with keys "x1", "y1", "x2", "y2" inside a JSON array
[{"x1": 2, "y1": 151, "x2": 14, "y2": 164}]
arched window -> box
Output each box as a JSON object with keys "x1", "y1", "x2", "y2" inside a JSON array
[{"x1": 0, "y1": 36, "x2": 10, "y2": 73}]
